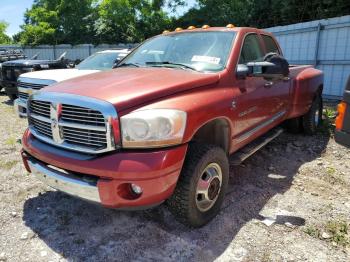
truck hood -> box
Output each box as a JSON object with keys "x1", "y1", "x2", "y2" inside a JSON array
[
  {"x1": 20, "y1": 69, "x2": 100, "y2": 82},
  {"x1": 44, "y1": 67, "x2": 220, "y2": 111}
]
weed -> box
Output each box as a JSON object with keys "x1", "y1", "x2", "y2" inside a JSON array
[
  {"x1": 319, "y1": 107, "x2": 337, "y2": 135},
  {"x1": 0, "y1": 160, "x2": 18, "y2": 170},
  {"x1": 326, "y1": 166, "x2": 336, "y2": 175},
  {"x1": 5, "y1": 137, "x2": 17, "y2": 147},
  {"x1": 304, "y1": 225, "x2": 321, "y2": 238},
  {"x1": 304, "y1": 220, "x2": 349, "y2": 247},
  {"x1": 323, "y1": 107, "x2": 337, "y2": 120},
  {"x1": 326, "y1": 220, "x2": 349, "y2": 247}
]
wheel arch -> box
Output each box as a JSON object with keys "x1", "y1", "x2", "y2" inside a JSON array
[{"x1": 189, "y1": 117, "x2": 231, "y2": 154}]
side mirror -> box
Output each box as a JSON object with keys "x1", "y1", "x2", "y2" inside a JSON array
[
  {"x1": 236, "y1": 54, "x2": 290, "y2": 80},
  {"x1": 236, "y1": 64, "x2": 250, "y2": 79}
]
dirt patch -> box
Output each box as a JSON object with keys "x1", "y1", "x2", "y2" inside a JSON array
[{"x1": 0, "y1": 93, "x2": 349, "y2": 261}]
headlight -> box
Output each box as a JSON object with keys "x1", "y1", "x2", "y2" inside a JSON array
[{"x1": 121, "y1": 109, "x2": 187, "y2": 148}]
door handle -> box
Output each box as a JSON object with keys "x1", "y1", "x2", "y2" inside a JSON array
[{"x1": 264, "y1": 81, "x2": 274, "y2": 88}]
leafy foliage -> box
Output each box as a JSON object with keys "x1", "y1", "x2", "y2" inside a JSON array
[
  {"x1": 94, "y1": 0, "x2": 171, "y2": 43},
  {"x1": 0, "y1": 21, "x2": 12, "y2": 44},
  {"x1": 178, "y1": 0, "x2": 350, "y2": 28},
  {"x1": 14, "y1": 0, "x2": 350, "y2": 45},
  {"x1": 18, "y1": 0, "x2": 96, "y2": 45}
]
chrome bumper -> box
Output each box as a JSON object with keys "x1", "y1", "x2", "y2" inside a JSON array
[
  {"x1": 27, "y1": 157, "x2": 101, "y2": 203},
  {"x1": 14, "y1": 98, "x2": 28, "y2": 118}
]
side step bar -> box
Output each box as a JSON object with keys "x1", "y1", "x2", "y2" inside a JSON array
[{"x1": 231, "y1": 128, "x2": 284, "y2": 165}]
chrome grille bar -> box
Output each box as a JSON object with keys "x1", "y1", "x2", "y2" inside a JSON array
[
  {"x1": 18, "y1": 92, "x2": 29, "y2": 100},
  {"x1": 28, "y1": 92, "x2": 118, "y2": 154}
]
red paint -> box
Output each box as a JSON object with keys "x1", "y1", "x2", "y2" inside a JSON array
[{"x1": 22, "y1": 27, "x2": 323, "y2": 208}]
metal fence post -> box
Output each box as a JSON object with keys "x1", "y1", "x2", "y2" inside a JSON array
[
  {"x1": 313, "y1": 23, "x2": 322, "y2": 66},
  {"x1": 53, "y1": 45, "x2": 57, "y2": 60},
  {"x1": 88, "y1": 44, "x2": 92, "y2": 56}
]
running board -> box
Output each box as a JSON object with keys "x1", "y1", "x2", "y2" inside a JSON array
[{"x1": 231, "y1": 128, "x2": 284, "y2": 165}]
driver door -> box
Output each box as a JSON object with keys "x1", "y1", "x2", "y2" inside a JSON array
[{"x1": 232, "y1": 33, "x2": 277, "y2": 144}]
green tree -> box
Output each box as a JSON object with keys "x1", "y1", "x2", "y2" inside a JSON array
[
  {"x1": 95, "y1": 0, "x2": 172, "y2": 44},
  {"x1": 18, "y1": 0, "x2": 96, "y2": 45},
  {"x1": 0, "y1": 21, "x2": 12, "y2": 44},
  {"x1": 177, "y1": 0, "x2": 350, "y2": 29}
]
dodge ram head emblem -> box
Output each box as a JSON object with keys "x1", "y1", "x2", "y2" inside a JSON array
[
  {"x1": 51, "y1": 119, "x2": 58, "y2": 129},
  {"x1": 50, "y1": 103, "x2": 64, "y2": 144}
]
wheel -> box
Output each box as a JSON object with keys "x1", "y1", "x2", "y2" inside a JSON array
[
  {"x1": 302, "y1": 94, "x2": 323, "y2": 135},
  {"x1": 284, "y1": 117, "x2": 302, "y2": 133},
  {"x1": 8, "y1": 94, "x2": 17, "y2": 101},
  {"x1": 167, "y1": 143, "x2": 229, "y2": 227}
]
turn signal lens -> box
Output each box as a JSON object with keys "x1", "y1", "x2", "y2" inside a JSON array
[
  {"x1": 202, "y1": 25, "x2": 210, "y2": 29},
  {"x1": 187, "y1": 26, "x2": 196, "y2": 30},
  {"x1": 226, "y1": 24, "x2": 235, "y2": 28},
  {"x1": 108, "y1": 117, "x2": 121, "y2": 145},
  {"x1": 335, "y1": 102, "x2": 347, "y2": 130},
  {"x1": 175, "y1": 27, "x2": 183, "y2": 31},
  {"x1": 162, "y1": 30, "x2": 170, "y2": 34}
]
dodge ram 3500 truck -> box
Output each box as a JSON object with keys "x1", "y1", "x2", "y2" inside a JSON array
[
  {"x1": 21, "y1": 26, "x2": 324, "y2": 227},
  {"x1": 14, "y1": 49, "x2": 129, "y2": 117},
  {"x1": 335, "y1": 76, "x2": 350, "y2": 147}
]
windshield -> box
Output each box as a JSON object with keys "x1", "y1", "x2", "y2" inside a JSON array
[
  {"x1": 77, "y1": 52, "x2": 125, "y2": 70},
  {"x1": 121, "y1": 31, "x2": 236, "y2": 72}
]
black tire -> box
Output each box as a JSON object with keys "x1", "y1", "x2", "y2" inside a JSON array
[
  {"x1": 284, "y1": 117, "x2": 302, "y2": 133},
  {"x1": 8, "y1": 94, "x2": 17, "y2": 101},
  {"x1": 302, "y1": 94, "x2": 323, "y2": 135},
  {"x1": 167, "y1": 143, "x2": 229, "y2": 227}
]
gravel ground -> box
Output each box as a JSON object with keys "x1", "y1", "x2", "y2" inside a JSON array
[{"x1": 0, "y1": 92, "x2": 349, "y2": 262}]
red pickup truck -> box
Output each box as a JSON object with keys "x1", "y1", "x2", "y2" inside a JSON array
[{"x1": 21, "y1": 26, "x2": 324, "y2": 227}]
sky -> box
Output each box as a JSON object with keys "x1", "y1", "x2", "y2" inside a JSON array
[
  {"x1": 0, "y1": 0, "x2": 34, "y2": 36},
  {"x1": 0, "y1": 0, "x2": 197, "y2": 36}
]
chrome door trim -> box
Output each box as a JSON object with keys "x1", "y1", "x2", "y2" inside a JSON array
[{"x1": 235, "y1": 110, "x2": 286, "y2": 143}]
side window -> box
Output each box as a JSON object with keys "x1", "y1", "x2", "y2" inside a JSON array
[
  {"x1": 239, "y1": 34, "x2": 264, "y2": 64},
  {"x1": 261, "y1": 35, "x2": 280, "y2": 54}
]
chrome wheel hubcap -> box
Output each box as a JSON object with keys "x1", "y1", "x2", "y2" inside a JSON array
[
  {"x1": 195, "y1": 163, "x2": 223, "y2": 212},
  {"x1": 315, "y1": 110, "x2": 320, "y2": 126}
]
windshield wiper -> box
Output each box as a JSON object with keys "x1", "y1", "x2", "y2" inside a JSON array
[
  {"x1": 116, "y1": 62, "x2": 141, "y2": 68},
  {"x1": 145, "y1": 61, "x2": 198, "y2": 71}
]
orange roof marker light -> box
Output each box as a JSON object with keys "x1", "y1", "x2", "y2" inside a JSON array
[
  {"x1": 226, "y1": 24, "x2": 235, "y2": 28},
  {"x1": 187, "y1": 26, "x2": 196, "y2": 30},
  {"x1": 175, "y1": 27, "x2": 183, "y2": 32},
  {"x1": 162, "y1": 30, "x2": 170, "y2": 34},
  {"x1": 202, "y1": 25, "x2": 210, "y2": 29}
]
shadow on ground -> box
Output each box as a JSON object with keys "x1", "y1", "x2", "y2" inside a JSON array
[
  {"x1": 0, "y1": 91, "x2": 14, "y2": 105},
  {"x1": 22, "y1": 132, "x2": 330, "y2": 261}
]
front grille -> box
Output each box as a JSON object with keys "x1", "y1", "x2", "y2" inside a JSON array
[
  {"x1": 18, "y1": 81, "x2": 48, "y2": 90},
  {"x1": 29, "y1": 117, "x2": 53, "y2": 139},
  {"x1": 61, "y1": 104, "x2": 107, "y2": 149},
  {"x1": 29, "y1": 100, "x2": 51, "y2": 118},
  {"x1": 62, "y1": 126, "x2": 107, "y2": 149},
  {"x1": 3, "y1": 68, "x2": 14, "y2": 81},
  {"x1": 18, "y1": 92, "x2": 29, "y2": 100},
  {"x1": 28, "y1": 93, "x2": 118, "y2": 154},
  {"x1": 61, "y1": 105, "x2": 106, "y2": 127},
  {"x1": 2, "y1": 67, "x2": 22, "y2": 82}
]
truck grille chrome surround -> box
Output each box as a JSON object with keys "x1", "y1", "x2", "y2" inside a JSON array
[
  {"x1": 17, "y1": 77, "x2": 56, "y2": 104},
  {"x1": 28, "y1": 92, "x2": 119, "y2": 154}
]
